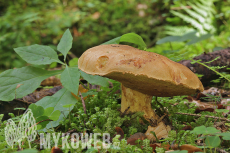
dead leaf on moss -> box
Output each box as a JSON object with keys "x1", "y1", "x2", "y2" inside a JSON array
[
  {"x1": 171, "y1": 144, "x2": 203, "y2": 153},
  {"x1": 127, "y1": 132, "x2": 146, "y2": 145},
  {"x1": 145, "y1": 121, "x2": 171, "y2": 142}
]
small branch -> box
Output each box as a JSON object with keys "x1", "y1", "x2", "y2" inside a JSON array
[
  {"x1": 61, "y1": 129, "x2": 77, "y2": 137},
  {"x1": 120, "y1": 106, "x2": 130, "y2": 117},
  {"x1": 175, "y1": 112, "x2": 230, "y2": 122},
  {"x1": 171, "y1": 6, "x2": 192, "y2": 10},
  {"x1": 79, "y1": 91, "x2": 87, "y2": 115}
]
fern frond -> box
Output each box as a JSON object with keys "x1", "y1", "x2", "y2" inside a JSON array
[
  {"x1": 171, "y1": 10, "x2": 205, "y2": 33},
  {"x1": 187, "y1": 2, "x2": 208, "y2": 17},
  {"x1": 195, "y1": 1, "x2": 215, "y2": 14},
  {"x1": 164, "y1": 26, "x2": 195, "y2": 36},
  {"x1": 182, "y1": 6, "x2": 205, "y2": 23}
]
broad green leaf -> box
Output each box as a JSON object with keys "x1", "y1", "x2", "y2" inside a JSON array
[
  {"x1": 120, "y1": 33, "x2": 146, "y2": 50},
  {"x1": 205, "y1": 136, "x2": 221, "y2": 147},
  {"x1": 69, "y1": 58, "x2": 78, "y2": 67},
  {"x1": 36, "y1": 116, "x2": 50, "y2": 130},
  {"x1": 80, "y1": 70, "x2": 109, "y2": 87},
  {"x1": 156, "y1": 36, "x2": 181, "y2": 44},
  {"x1": 29, "y1": 104, "x2": 44, "y2": 118},
  {"x1": 49, "y1": 110, "x2": 61, "y2": 121},
  {"x1": 191, "y1": 126, "x2": 220, "y2": 135},
  {"x1": 61, "y1": 66, "x2": 80, "y2": 95},
  {"x1": 57, "y1": 29, "x2": 73, "y2": 61},
  {"x1": 63, "y1": 104, "x2": 74, "y2": 108},
  {"x1": 14, "y1": 44, "x2": 63, "y2": 65},
  {"x1": 191, "y1": 125, "x2": 206, "y2": 134},
  {"x1": 102, "y1": 36, "x2": 121, "y2": 45},
  {"x1": 0, "y1": 66, "x2": 62, "y2": 101},
  {"x1": 156, "y1": 31, "x2": 197, "y2": 44},
  {"x1": 217, "y1": 132, "x2": 230, "y2": 140},
  {"x1": 186, "y1": 33, "x2": 212, "y2": 45},
  {"x1": 43, "y1": 107, "x2": 54, "y2": 116},
  {"x1": 213, "y1": 47, "x2": 224, "y2": 51},
  {"x1": 205, "y1": 127, "x2": 221, "y2": 134},
  {"x1": 35, "y1": 88, "x2": 77, "y2": 130}
]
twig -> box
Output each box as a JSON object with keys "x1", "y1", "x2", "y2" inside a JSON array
[
  {"x1": 120, "y1": 106, "x2": 130, "y2": 117},
  {"x1": 171, "y1": 6, "x2": 192, "y2": 10},
  {"x1": 79, "y1": 91, "x2": 87, "y2": 115},
  {"x1": 61, "y1": 129, "x2": 77, "y2": 137},
  {"x1": 175, "y1": 112, "x2": 230, "y2": 122}
]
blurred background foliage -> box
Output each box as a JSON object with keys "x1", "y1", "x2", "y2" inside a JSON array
[{"x1": 0, "y1": 0, "x2": 230, "y2": 70}]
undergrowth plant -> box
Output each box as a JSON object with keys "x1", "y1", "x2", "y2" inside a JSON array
[
  {"x1": 0, "y1": 29, "x2": 151, "y2": 152},
  {"x1": 0, "y1": 28, "x2": 230, "y2": 152},
  {"x1": 166, "y1": 0, "x2": 216, "y2": 35}
]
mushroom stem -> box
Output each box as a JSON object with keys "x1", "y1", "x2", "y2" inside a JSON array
[{"x1": 121, "y1": 84, "x2": 159, "y2": 120}]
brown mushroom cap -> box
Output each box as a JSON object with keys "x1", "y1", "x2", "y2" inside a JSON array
[{"x1": 78, "y1": 44, "x2": 204, "y2": 97}]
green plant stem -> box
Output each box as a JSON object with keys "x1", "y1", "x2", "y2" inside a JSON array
[
  {"x1": 175, "y1": 112, "x2": 230, "y2": 122},
  {"x1": 169, "y1": 42, "x2": 173, "y2": 51},
  {"x1": 79, "y1": 81, "x2": 90, "y2": 90},
  {"x1": 195, "y1": 60, "x2": 230, "y2": 82}
]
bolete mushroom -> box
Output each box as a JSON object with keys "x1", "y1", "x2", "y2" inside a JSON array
[{"x1": 78, "y1": 44, "x2": 204, "y2": 121}]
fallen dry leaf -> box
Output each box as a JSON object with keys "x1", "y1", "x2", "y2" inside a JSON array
[
  {"x1": 41, "y1": 76, "x2": 61, "y2": 86},
  {"x1": 171, "y1": 144, "x2": 203, "y2": 153},
  {"x1": 145, "y1": 121, "x2": 171, "y2": 142},
  {"x1": 127, "y1": 132, "x2": 146, "y2": 145}
]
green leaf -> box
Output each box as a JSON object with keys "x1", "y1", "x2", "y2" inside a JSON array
[
  {"x1": 120, "y1": 33, "x2": 146, "y2": 50},
  {"x1": 191, "y1": 126, "x2": 220, "y2": 135},
  {"x1": 0, "y1": 66, "x2": 62, "y2": 101},
  {"x1": 14, "y1": 44, "x2": 63, "y2": 65},
  {"x1": 205, "y1": 127, "x2": 221, "y2": 134},
  {"x1": 57, "y1": 29, "x2": 73, "y2": 61},
  {"x1": 63, "y1": 104, "x2": 74, "y2": 108},
  {"x1": 156, "y1": 31, "x2": 197, "y2": 44},
  {"x1": 217, "y1": 132, "x2": 230, "y2": 140},
  {"x1": 191, "y1": 125, "x2": 206, "y2": 134},
  {"x1": 80, "y1": 70, "x2": 109, "y2": 87},
  {"x1": 35, "y1": 88, "x2": 77, "y2": 130},
  {"x1": 205, "y1": 136, "x2": 221, "y2": 147},
  {"x1": 61, "y1": 66, "x2": 80, "y2": 95},
  {"x1": 29, "y1": 104, "x2": 44, "y2": 118},
  {"x1": 213, "y1": 47, "x2": 224, "y2": 52},
  {"x1": 156, "y1": 36, "x2": 181, "y2": 44},
  {"x1": 69, "y1": 58, "x2": 78, "y2": 67},
  {"x1": 49, "y1": 110, "x2": 61, "y2": 121},
  {"x1": 14, "y1": 108, "x2": 26, "y2": 110},
  {"x1": 102, "y1": 36, "x2": 121, "y2": 45},
  {"x1": 36, "y1": 116, "x2": 50, "y2": 130},
  {"x1": 186, "y1": 33, "x2": 212, "y2": 45},
  {"x1": 43, "y1": 107, "x2": 54, "y2": 116}
]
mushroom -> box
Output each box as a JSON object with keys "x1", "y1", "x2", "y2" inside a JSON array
[{"x1": 78, "y1": 44, "x2": 204, "y2": 121}]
